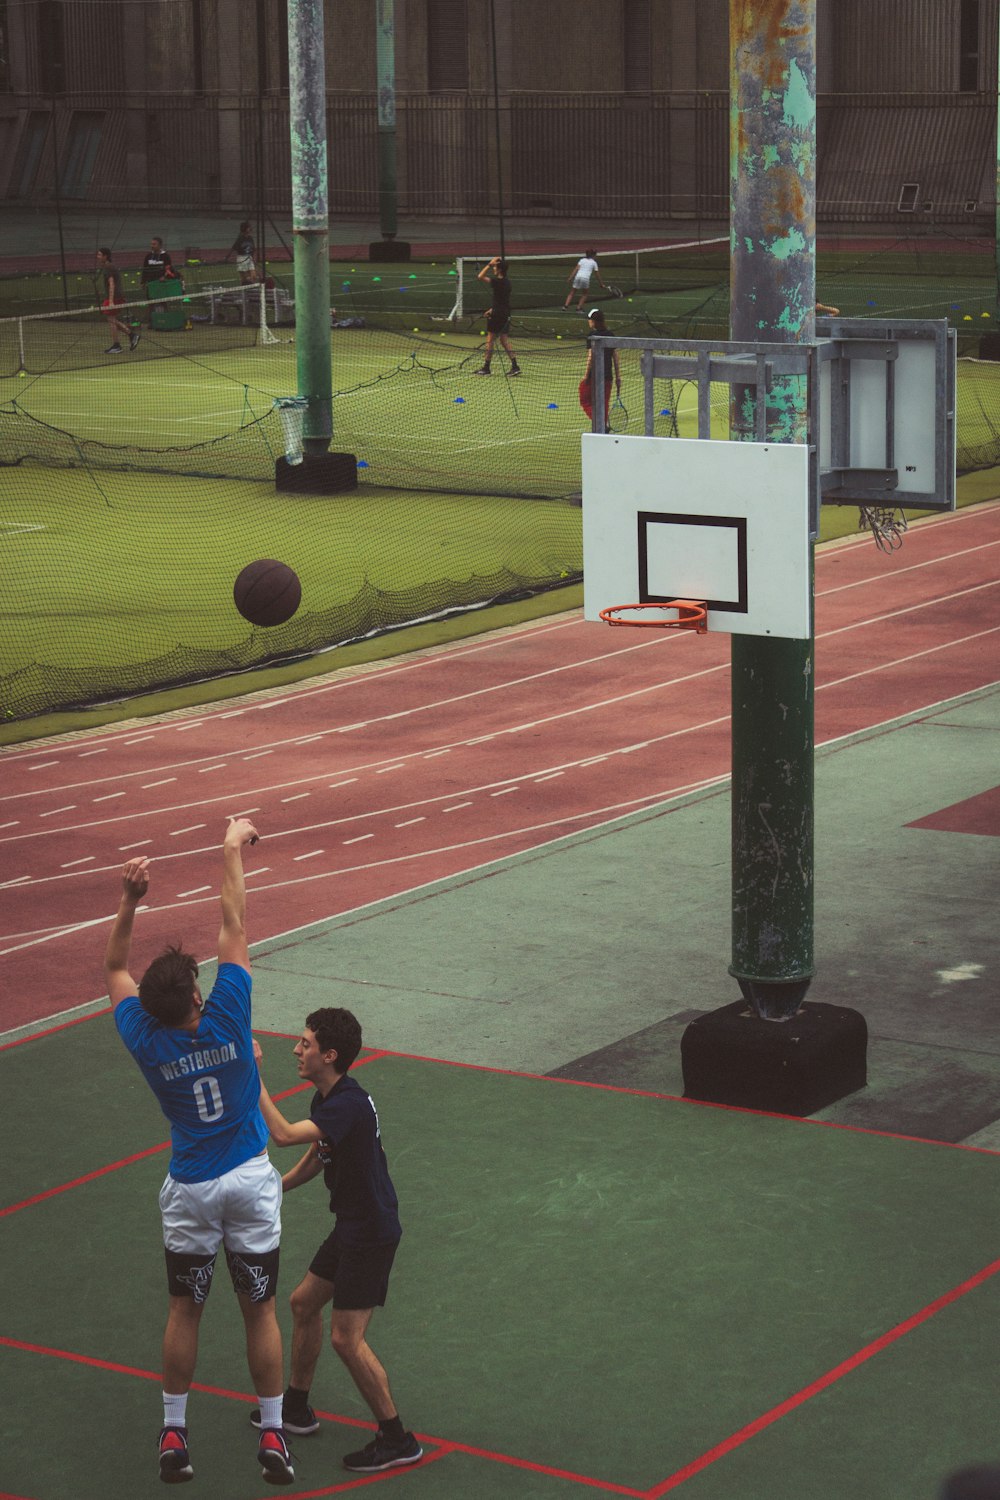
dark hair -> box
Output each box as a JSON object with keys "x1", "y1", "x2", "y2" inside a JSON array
[
  {"x1": 151, "y1": 236, "x2": 163, "y2": 247},
  {"x1": 585, "y1": 247, "x2": 596, "y2": 258},
  {"x1": 306, "y1": 1007, "x2": 363, "y2": 1072},
  {"x1": 588, "y1": 307, "x2": 607, "y2": 329},
  {"x1": 138, "y1": 945, "x2": 199, "y2": 1026},
  {"x1": 98, "y1": 246, "x2": 111, "y2": 259},
  {"x1": 495, "y1": 258, "x2": 508, "y2": 274},
  {"x1": 240, "y1": 220, "x2": 251, "y2": 233}
]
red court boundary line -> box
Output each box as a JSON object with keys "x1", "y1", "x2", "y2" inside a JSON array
[
  {"x1": 0, "y1": 1336, "x2": 642, "y2": 1496},
  {"x1": 0, "y1": 1081, "x2": 311, "y2": 1219},
  {"x1": 645, "y1": 1252, "x2": 1000, "y2": 1496},
  {"x1": 335, "y1": 1041, "x2": 1000, "y2": 1159},
  {"x1": 7, "y1": 1242, "x2": 1000, "y2": 1500}
]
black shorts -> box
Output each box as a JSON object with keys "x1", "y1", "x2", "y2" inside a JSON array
[
  {"x1": 486, "y1": 310, "x2": 510, "y2": 335},
  {"x1": 309, "y1": 1235, "x2": 399, "y2": 1310}
]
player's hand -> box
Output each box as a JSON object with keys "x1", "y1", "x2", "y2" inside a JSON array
[
  {"x1": 225, "y1": 816, "x2": 260, "y2": 849},
  {"x1": 253, "y1": 1038, "x2": 263, "y2": 1064},
  {"x1": 122, "y1": 856, "x2": 150, "y2": 902}
]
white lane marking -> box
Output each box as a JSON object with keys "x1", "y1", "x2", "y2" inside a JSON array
[
  {"x1": 443, "y1": 802, "x2": 473, "y2": 813},
  {"x1": 78, "y1": 749, "x2": 107, "y2": 758},
  {"x1": 177, "y1": 885, "x2": 212, "y2": 898},
  {"x1": 199, "y1": 765, "x2": 227, "y2": 773},
  {"x1": 282, "y1": 793, "x2": 310, "y2": 803},
  {"x1": 490, "y1": 787, "x2": 519, "y2": 796},
  {"x1": 343, "y1": 834, "x2": 374, "y2": 845},
  {"x1": 534, "y1": 772, "x2": 564, "y2": 783},
  {"x1": 29, "y1": 762, "x2": 59, "y2": 771},
  {"x1": 170, "y1": 824, "x2": 207, "y2": 836},
  {"x1": 40, "y1": 805, "x2": 76, "y2": 817},
  {"x1": 294, "y1": 850, "x2": 325, "y2": 861},
  {"x1": 141, "y1": 778, "x2": 177, "y2": 789},
  {"x1": 93, "y1": 792, "x2": 125, "y2": 802},
  {"x1": 395, "y1": 818, "x2": 425, "y2": 827},
  {"x1": 60, "y1": 857, "x2": 95, "y2": 868},
  {"x1": 119, "y1": 839, "x2": 153, "y2": 850}
]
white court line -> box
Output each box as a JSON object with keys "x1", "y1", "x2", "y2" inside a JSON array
[
  {"x1": 177, "y1": 886, "x2": 211, "y2": 898},
  {"x1": 4, "y1": 620, "x2": 998, "y2": 854}
]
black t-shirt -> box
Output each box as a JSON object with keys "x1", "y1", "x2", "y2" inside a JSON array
[
  {"x1": 587, "y1": 330, "x2": 615, "y2": 382},
  {"x1": 141, "y1": 248, "x2": 173, "y2": 285},
  {"x1": 490, "y1": 273, "x2": 512, "y2": 318},
  {"x1": 311, "y1": 1074, "x2": 401, "y2": 1247},
  {"x1": 101, "y1": 264, "x2": 122, "y2": 302}
]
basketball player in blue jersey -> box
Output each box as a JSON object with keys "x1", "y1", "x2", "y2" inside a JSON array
[{"x1": 106, "y1": 818, "x2": 293, "y2": 1487}]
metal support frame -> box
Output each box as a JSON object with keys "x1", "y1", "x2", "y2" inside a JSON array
[{"x1": 589, "y1": 319, "x2": 956, "y2": 538}]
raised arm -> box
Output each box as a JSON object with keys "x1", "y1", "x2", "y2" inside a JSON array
[
  {"x1": 104, "y1": 857, "x2": 150, "y2": 1008},
  {"x1": 217, "y1": 816, "x2": 259, "y2": 971},
  {"x1": 477, "y1": 257, "x2": 497, "y2": 283}
]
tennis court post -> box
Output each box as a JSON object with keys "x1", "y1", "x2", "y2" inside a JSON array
[
  {"x1": 279, "y1": 0, "x2": 357, "y2": 492},
  {"x1": 370, "y1": 0, "x2": 411, "y2": 261}
]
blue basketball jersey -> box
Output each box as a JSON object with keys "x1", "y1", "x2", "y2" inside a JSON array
[{"x1": 115, "y1": 962, "x2": 268, "y2": 1183}]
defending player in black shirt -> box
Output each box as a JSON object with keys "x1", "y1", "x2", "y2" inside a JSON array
[{"x1": 256, "y1": 1008, "x2": 422, "y2": 1476}]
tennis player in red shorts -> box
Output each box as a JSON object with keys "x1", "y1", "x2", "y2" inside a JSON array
[{"x1": 97, "y1": 246, "x2": 139, "y2": 353}]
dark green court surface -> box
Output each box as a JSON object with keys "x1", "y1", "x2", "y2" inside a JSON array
[{"x1": 3, "y1": 1020, "x2": 999, "y2": 1499}]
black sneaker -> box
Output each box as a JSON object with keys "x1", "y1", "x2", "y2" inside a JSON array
[
  {"x1": 257, "y1": 1428, "x2": 295, "y2": 1485},
  {"x1": 250, "y1": 1402, "x2": 319, "y2": 1436},
  {"x1": 105, "y1": 343, "x2": 123, "y2": 353},
  {"x1": 472, "y1": 366, "x2": 491, "y2": 376},
  {"x1": 129, "y1": 329, "x2": 141, "y2": 351},
  {"x1": 342, "y1": 1431, "x2": 423, "y2": 1473},
  {"x1": 158, "y1": 1426, "x2": 193, "y2": 1484},
  {"x1": 510, "y1": 365, "x2": 522, "y2": 376}
]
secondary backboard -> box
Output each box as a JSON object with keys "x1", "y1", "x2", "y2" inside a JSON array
[{"x1": 582, "y1": 433, "x2": 812, "y2": 640}]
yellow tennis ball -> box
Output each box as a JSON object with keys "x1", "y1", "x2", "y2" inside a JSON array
[{"x1": 963, "y1": 315, "x2": 972, "y2": 322}]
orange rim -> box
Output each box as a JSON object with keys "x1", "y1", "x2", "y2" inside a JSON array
[{"x1": 599, "y1": 600, "x2": 708, "y2": 633}]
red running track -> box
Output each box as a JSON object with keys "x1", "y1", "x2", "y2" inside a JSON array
[{"x1": 1, "y1": 502, "x2": 998, "y2": 1033}]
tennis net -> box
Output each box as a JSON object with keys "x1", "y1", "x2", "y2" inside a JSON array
[{"x1": 447, "y1": 237, "x2": 730, "y2": 320}]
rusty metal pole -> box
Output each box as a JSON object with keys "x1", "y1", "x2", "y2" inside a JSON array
[{"x1": 729, "y1": 0, "x2": 816, "y2": 1019}]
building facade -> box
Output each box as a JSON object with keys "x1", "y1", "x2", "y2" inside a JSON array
[{"x1": 0, "y1": 0, "x2": 996, "y2": 229}]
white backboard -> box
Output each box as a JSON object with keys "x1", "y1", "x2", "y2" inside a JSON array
[{"x1": 582, "y1": 434, "x2": 812, "y2": 640}]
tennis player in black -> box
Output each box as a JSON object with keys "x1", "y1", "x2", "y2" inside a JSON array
[
  {"x1": 254, "y1": 1008, "x2": 422, "y2": 1475},
  {"x1": 473, "y1": 256, "x2": 521, "y2": 376}
]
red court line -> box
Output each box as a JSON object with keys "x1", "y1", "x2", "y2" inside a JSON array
[
  {"x1": 645, "y1": 1252, "x2": 1000, "y2": 1496},
  {"x1": 351, "y1": 1043, "x2": 1000, "y2": 1157},
  {"x1": 0, "y1": 1336, "x2": 639, "y2": 1496},
  {"x1": 0, "y1": 1005, "x2": 111, "y2": 1051},
  {"x1": 0, "y1": 1081, "x2": 311, "y2": 1218}
]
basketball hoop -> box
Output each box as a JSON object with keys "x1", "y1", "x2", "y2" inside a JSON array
[{"x1": 599, "y1": 600, "x2": 708, "y2": 633}]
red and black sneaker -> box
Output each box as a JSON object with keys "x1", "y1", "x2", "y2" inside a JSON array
[
  {"x1": 258, "y1": 1427, "x2": 295, "y2": 1486},
  {"x1": 158, "y1": 1426, "x2": 193, "y2": 1485}
]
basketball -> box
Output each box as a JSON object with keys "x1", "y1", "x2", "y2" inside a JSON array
[{"x1": 233, "y1": 559, "x2": 301, "y2": 627}]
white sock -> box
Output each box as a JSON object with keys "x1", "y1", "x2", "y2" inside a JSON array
[
  {"x1": 163, "y1": 1391, "x2": 188, "y2": 1429},
  {"x1": 258, "y1": 1394, "x2": 283, "y2": 1430}
]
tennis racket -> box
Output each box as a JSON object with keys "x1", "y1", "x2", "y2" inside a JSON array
[
  {"x1": 609, "y1": 392, "x2": 629, "y2": 433},
  {"x1": 607, "y1": 284, "x2": 624, "y2": 299}
]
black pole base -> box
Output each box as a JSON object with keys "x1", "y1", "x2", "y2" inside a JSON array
[
  {"x1": 681, "y1": 1000, "x2": 868, "y2": 1117},
  {"x1": 369, "y1": 240, "x2": 412, "y2": 262},
  {"x1": 275, "y1": 454, "x2": 358, "y2": 494}
]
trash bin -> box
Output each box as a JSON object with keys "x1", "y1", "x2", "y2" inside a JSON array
[{"x1": 148, "y1": 278, "x2": 187, "y2": 331}]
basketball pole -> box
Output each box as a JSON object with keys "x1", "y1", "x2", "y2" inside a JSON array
[{"x1": 728, "y1": 0, "x2": 816, "y2": 1020}]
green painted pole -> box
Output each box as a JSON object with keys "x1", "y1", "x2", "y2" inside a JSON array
[
  {"x1": 996, "y1": 11, "x2": 999, "y2": 312},
  {"x1": 376, "y1": 0, "x2": 398, "y2": 242},
  {"x1": 729, "y1": 0, "x2": 816, "y2": 1020},
  {"x1": 288, "y1": 0, "x2": 332, "y2": 456}
]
